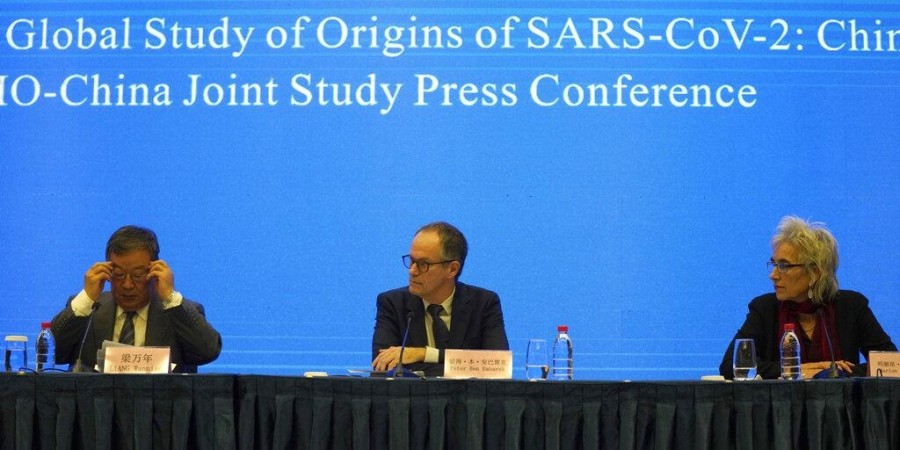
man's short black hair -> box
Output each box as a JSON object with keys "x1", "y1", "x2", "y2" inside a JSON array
[{"x1": 105, "y1": 225, "x2": 160, "y2": 260}]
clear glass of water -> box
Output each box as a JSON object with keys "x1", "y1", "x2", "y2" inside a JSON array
[
  {"x1": 733, "y1": 338, "x2": 758, "y2": 381},
  {"x1": 525, "y1": 339, "x2": 549, "y2": 381},
  {"x1": 4, "y1": 335, "x2": 28, "y2": 372}
]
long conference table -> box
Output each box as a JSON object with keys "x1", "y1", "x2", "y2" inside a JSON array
[{"x1": 2, "y1": 373, "x2": 899, "y2": 450}]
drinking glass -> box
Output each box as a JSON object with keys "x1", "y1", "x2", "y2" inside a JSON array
[
  {"x1": 732, "y1": 338, "x2": 758, "y2": 381},
  {"x1": 4, "y1": 335, "x2": 28, "y2": 372},
  {"x1": 525, "y1": 339, "x2": 549, "y2": 381}
]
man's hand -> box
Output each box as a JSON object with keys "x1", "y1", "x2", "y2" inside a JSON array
[
  {"x1": 372, "y1": 346, "x2": 426, "y2": 371},
  {"x1": 149, "y1": 259, "x2": 176, "y2": 299},
  {"x1": 83, "y1": 262, "x2": 112, "y2": 300}
]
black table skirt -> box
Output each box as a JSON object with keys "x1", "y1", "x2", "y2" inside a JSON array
[
  {"x1": 3, "y1": 374, "x2": 899, "y2": 449},
  {"x1": 1, "y1": 373, "x2": 234, "y2": 450}
]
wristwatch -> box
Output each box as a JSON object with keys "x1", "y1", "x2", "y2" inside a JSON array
[{"x1": 162, "y1": 290, "x2": 180, "y2": 308}]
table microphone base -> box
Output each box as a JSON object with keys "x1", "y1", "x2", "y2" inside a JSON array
[
  {"x1": 386, "y1": 366, "x2": 424, "y2": 379},
  {"x1": 813, "y1": 367, "x2": 849, "y2": 379}
]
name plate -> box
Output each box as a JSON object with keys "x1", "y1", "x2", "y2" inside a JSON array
[
  {"x1": 104, "y1": 346, "x2": 171, "y2": 374},
  {"x1": 443, "y1": 349, "x2": 513, "y2": 379},
  {"x1": 868, "y1": 351, "x2": 900, "y2": 378}
]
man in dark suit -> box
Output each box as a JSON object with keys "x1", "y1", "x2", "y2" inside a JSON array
[
  {"x1": 371, "y1": 222, "x2": 509, "y2": 377},
  {"x1": 52, "y1": 225, "x2": 222, "y2": 373}
]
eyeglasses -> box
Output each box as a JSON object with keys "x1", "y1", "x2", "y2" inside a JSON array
[
  {"x1": 402, "y1": 255, "x2": 455, "y2": 273},
  {"x1": 111, "y1": 270, "x2": 150, "y2": 283},
  {"x1": 767, "y1": 261, "x2": 805, "y2": 274}
]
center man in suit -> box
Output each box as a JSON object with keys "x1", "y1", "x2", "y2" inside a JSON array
[
  {"x1": 52, "y1": 225, "x2": 222, "y2": 373},
  {"x1": 371, "y1": 222, "x2": 509, "y2": 377}
]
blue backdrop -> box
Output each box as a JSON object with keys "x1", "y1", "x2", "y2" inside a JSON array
[{"x1": 2, "y1": 1, "x2": 898, "y2": 379}]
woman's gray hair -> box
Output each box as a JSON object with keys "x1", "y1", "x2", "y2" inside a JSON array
[{"x1": 771, "y1": 216, "x2": 839, "y2": 303}]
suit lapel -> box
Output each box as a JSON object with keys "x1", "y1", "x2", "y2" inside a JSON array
[
  {"x1": 144, "y1": 297, "x2": 166, "y2": 346},
  {"x1": 405, "y1": 295, "x2": 428, "y2": 348},
  {"x1": 93, "y1": 293, "x2": 118, "y2": 345},
  {"x1": 448, "y1": 283, "x2": 470, "y2": 348}
]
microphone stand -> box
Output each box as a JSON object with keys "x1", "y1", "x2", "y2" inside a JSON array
[
  {"x1": 386, "y1": 311, "x2": 421, "y2": 379},
  {"x1": 72, "y1": 302, "x2": 100, "y2": 373},
  {"x1": 817, "y1": 309, "x2": 842, "y2": 379}
]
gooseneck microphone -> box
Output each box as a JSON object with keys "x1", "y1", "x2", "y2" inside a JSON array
[
  {"x1": 386, "y1": 311, "x2": 420, "y2": 378},
  {"x1": 72, "y1": 302, "x2": 101, "y2": 373},
  {"x1": 816, "y1": 308, "x2": 842, "y2": 379}
]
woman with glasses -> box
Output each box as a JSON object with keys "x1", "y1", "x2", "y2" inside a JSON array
[{"x1": 719, "y1": 216, "x2": 896, "y2": 379}]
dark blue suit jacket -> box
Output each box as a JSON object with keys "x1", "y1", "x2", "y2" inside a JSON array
[
  {"x1": 372, "y1": 281, "x2": 509, "y2": 376},
  {"x1": 51, "y1": 292, "x2": 222, "y2": 373}
]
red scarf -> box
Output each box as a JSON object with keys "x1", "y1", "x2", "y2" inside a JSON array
[{"x1": 777, "y1": 300, "x2": 842, "y2": 363}]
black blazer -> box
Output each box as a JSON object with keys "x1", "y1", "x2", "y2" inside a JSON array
[
  {"x1": 51, "y1": 292, "x2": 222, "y2": 373},
  {"x1": 371, "y1": 281, "x2": 510, "y2": 376},
  {"x1": 719, "y1": 290, "x2": 896, "y2": 379}
]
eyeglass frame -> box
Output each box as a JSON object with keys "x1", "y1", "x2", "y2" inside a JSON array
[
  {"x1": 111, "y1": 269, "x2": 151, "y2": 283},
  {"x1": 402, "y1": 254, "x2": 456, "y2": 273},
  {"x1": 767, "y1": 260, "x2": 807, "y2": 274}
]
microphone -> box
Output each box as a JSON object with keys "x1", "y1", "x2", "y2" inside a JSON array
[
  {"x1": 386, "y1": 311, "x2": 421, "y2": 378},
  {"x1": 816, "y1": 308, "x2": 844, "y2": 379},
  {"x1": 72, "y1": 302, "x2": 101, "y2": 373}
]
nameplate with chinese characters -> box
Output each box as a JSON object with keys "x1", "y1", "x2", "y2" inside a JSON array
[
  {"x1": 104, "y1": 346, "x2": 171, "y2": 374},
  {"x1": 443, "y1": 349, "x2": 513, "y2": 379},
  {"x1": 868, "y1": 351, "x2": 900, "y2": 378}
]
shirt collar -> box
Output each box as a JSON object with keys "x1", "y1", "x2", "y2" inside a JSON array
[
  {"x1": 423, "y1": 287, "x2": 455, "y2": 315},
  {"x1": 117, "y1": 303, "x2": 150, "y2": 321}
]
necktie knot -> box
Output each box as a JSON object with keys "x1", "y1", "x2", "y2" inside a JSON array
[{"x1": 427, "y1": 304, "x2": 443, "y2": 318}]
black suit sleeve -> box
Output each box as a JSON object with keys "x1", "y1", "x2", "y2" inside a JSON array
[
  {"x1": 719, "y1": 296, "x2": 781, "y2": 380},
  {"x1": 478, "y1": 291, "x2": 509, "y2": 351},
  {"x1": 165, "y1": 299, "x2": 222, "y2": 366},
  {"x1": 50, "y1": 299, "x2": 91, "y2": 366},
  {"x1": 371, "y1": 291, "x2": 404, "y2": 361},
  {"x1": 844, "y1": 293, "x2": 897, "y2": 376}
]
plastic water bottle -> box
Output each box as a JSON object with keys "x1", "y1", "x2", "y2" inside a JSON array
[
  {"x1": 36, "y1": 321, "x2": 55, "y2": 372},
  {"x1": 550, "y1": 325, "x2": 573, "y2": 380},
  {"x1": 780, "y1": 323, "x2": 801, "y2": 380}
]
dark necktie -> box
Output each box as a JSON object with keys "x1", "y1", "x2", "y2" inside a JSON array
[
  {"x1": 427, "y1": 304, "x2": 450, "y2": 350},
  {"x1": 119, "y1": 311, "x2": 136, "y2": 345}
]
